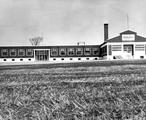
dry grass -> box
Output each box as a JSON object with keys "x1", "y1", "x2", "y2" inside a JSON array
[{"x1": 0, "y1": 62, "x2": 146, "y2": 120}]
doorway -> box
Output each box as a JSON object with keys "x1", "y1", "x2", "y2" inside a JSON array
[
  {"x1": 123, "y1": 45, "x2": 134, "y2": 56},
  {"x1": 35, "y1": 50, "x2": 49, "y2": 61}
]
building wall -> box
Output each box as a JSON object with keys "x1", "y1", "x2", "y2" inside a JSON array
[
  {"x1": 0, "y1": 45, "x2": 100, "y2": 62},
  {"x1": 106, "y1": 42, "x2": 146, "y2": 60},
  {"x1": 0, "y1": 58, "x2": 35, "y2": 62}
]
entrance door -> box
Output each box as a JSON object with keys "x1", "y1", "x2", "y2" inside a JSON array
[
  {"x1": 35, "y1": 50, "x2": 49, "y2": 61},
  {"x1": 123, "y1": 45, "x2": 134, "y2": 59},
  {"x1": 124, "y1": 45, "x2": 134, "y2": 55}
]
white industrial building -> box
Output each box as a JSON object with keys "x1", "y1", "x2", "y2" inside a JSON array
[{"x1": 100, "y1": 24, "x2": 146, "y2": 60}]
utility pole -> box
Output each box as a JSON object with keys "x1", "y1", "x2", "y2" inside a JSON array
[{"x1": 127, "y1": 14, "x2": 129, "y2": 30}]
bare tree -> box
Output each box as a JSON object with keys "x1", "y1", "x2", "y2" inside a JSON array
[{"x1": 29, "y1": 37, "x2": 43, "y2": 46}]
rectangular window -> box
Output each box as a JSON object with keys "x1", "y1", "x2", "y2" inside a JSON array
[
  {"x1": 59, "y1": 48, "x2": 66, "y2": 56},
  {"x1": 18, "y1": 49, "x2": 25, "y2": 56},
  {"x1": 51, "y1": 48, "x2": 58, "y2": 56},
  {"x1": 1, "y1": 49, "x2": 8, "y2": 56},
  {"x1": 68, "y1": 48, "x2": 75, "y2": 56},
  {"x1": 76, "y1": 48, "x2": 83, "y2": 55},
  {"x1": 135, "y1": 44, "x2": 145, "y2": 51},
  {"x1": 26, "y1": 49, "x2": 33, "y2": 56},
  {"x1": 92, "y1": 48, "x2": 99, "y2": 55},
  {"x1": 112, "y1": 45, "x2": 122, "y2": 51},
  {"x1": 108, "y1": 45, "x2": 112, "y2": 55},
  {"x1": 84, "y1": 48, "x2": 91, "y2": 55},
  {"x1": 145, "y1": 45, "x2": 146, "y2": 55},
  {"x1": 10, "y1": 49, "x2": 17, "y2": 56}
]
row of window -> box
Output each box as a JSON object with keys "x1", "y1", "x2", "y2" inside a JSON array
[
  {"x1": 0, "y1": 47, "x2": 99, "y2": 57},
  {"x1": 51, "y1": 48, "x2": 99, "y2": 56},
  {"x1": 1, "y1": 49, "x2": 33, "y2": 57},
  {"x1": 110, "y1": 45, "x2": 145, "y2": 51}
]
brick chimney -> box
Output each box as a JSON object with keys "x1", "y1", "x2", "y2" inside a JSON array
[{"x1": 104, "y1": 23, "x2": 108, "y2": 41}]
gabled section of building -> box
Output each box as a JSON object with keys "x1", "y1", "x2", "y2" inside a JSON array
[
  {"x1": 107, "y1": 30, "x2": 146, "y2": 43},
  {"x1": 100, "y1": 24, "x2": 146, "y2": 60}
]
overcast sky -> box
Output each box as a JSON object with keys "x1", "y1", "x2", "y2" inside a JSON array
[{"x1": 0, "y1": 0, "x2": 146, "y2": 46}]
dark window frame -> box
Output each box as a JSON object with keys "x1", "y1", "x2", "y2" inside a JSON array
[
  {"x1": 1, "y1": 49, "x2": 8, "y2": 56},
  {"x1": 76, "y1": 48, "x2": 83, "y2": 55},
  {"x1": 18, "y1": 49, "x2": 25, "y2": 56},
  {"x1": 67, "y1": 48, "x2": 75, "y2": 56},
  {"x1": 10, "y1": 49, "x2": 17, "y2": 56},
  {"x1": 51, "y1": 48, "x2": 58, "y2": 56},
  {"x1": 26, "y1": 49, "x2": 34, "y2": 56},
  {"x1": 59, "y1": 48, "x2": 66, "y2": 56},
  {"x1": 92, "y1": 48, "x2": 99, "y2": 55},
  {"x1": 84, "y1": 48, "x2": 91, "y2": 55}
]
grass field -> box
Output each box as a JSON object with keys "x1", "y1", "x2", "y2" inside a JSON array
[{"x1": 0, "y1": 61, "x2": 146, "y2": 120}]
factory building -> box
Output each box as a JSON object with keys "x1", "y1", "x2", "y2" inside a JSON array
[{"x1": 1, "y1": 24, "x2": 146, "y2": 63}]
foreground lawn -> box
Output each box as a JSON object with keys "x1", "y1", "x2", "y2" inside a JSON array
[{"x1": 0, "y1": 63, "x2": 146, "y2": 120}]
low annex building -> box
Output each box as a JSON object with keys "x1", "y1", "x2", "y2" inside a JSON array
[{"x1": 0, "y1": 45, "x2": 100, "y2": 62}]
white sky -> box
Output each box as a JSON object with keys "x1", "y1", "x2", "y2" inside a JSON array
[{"x1": 0, "y1": 0, "x2": 146, "y2": 46}]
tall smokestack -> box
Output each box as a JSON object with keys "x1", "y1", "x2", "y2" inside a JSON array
[{"x1": 104, "y1": 23, "x2": 108, "y2": 41}]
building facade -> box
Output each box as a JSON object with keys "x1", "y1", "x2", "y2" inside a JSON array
[
  {"x1": 1, "y1": 24, "x2": 146, "y2": 63},
  {"x1": 100, "y1": 30, "x2": 146, "y2": 60},
  {"x1": 0, "y1": 45, "x2": 100, "y2": 62}
]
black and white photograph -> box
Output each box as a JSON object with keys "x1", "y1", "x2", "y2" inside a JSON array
[{"x1": 0, "y1": 0, "x2": 146, "y2": 119}]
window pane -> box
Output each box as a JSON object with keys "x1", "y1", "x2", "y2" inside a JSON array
[
  {"x1": 10, "y1": 49, "x2": 17, "y2": 56},
  {"x1": 59, "y1": 48, "x2": 66, "y2": 56},
  {"x1": 112, "y1": 45, "x2": 122, "y2": 51},
  {"x1": 1, "y1": 49, "x2": 8, "y2": 56},
  {"x1": 68, "y1": 48, "x2": 75, "y2": 56},
  {"x1": 26, "y1": 49, "x2": 33, "y2": 56},
  {"x1": 76, "y1": 48, "x2": 83, "y2": 55},
  {"x1": 51, "y1": 48, "x2": 58, "y2": 56},
  {"x1": 18, "y1": 49, "x2": 25, "y2": 56},
  {"x1": 92, "y1": 48, "x2": 99, "y2": 55},
  {"x1": 135, "y1": 44, "x2": 145, "y2": 51},
  {"x1": 84, "y1": 48, "x2": 91, "y2": 55}
]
